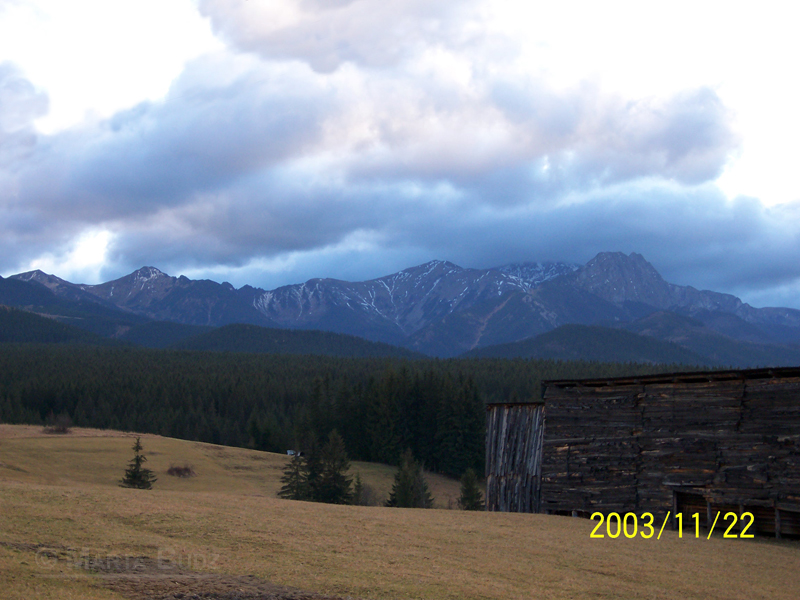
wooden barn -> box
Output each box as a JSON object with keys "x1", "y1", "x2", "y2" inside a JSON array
[{"x1": 485, "y1": 367, "x2": 800, "y2": 538}]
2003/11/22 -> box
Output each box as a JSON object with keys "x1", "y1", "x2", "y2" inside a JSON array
[{"x1": 590, "y1": 511, "x2": 756, "y2": 539}]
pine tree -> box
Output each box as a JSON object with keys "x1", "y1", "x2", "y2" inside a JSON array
[
  {"x1": 277, "y1": 453, "x2": 310, "y2": 500},
  {"x1": 458, "y1": 468, "x2": 484, "y2": 511},
  {"x1": 120, "y1": 437, "x2": 157, "y2": 489},
  {"x1": 386, "y1": 449, "x2": 433, "y2": 508}
]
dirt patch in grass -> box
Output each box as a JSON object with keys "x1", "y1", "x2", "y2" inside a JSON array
[
  {"x1": 102, "y1": 572, "x2": 352, "y2": 600},
  {"x1": 1, "y1": 541, "x2": 351, "y2": 600}
]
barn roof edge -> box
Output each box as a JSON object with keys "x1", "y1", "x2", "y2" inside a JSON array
[
  {"x1": 485, "y1": 365, "x2": 800, "y2": 407},
  {"x1": 544, "y1": 365, "x2": 800, "y2": 390}
]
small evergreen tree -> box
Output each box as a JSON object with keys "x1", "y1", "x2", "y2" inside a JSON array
[
  {"x1": 312, "y1": 430, "x2": 353, "y2": 504},
  {"x1": 352, "y1": 472, "x2": 364, "y2": 505},
  {"x1": 120, "y1": 437, "x2": 157, "y2": 489},
  {"x1": 386, "y1": 449, "x2": 433, "y2": 508},
  {"x1": 279, "y1": 431, "x2": 352, "y2": 504},
  {"x1": 458, "y1": 468, "x2": 484, "y2": 511},
  {"x1": 277, "y1": 453, "x2": 310, "y2": 500}
]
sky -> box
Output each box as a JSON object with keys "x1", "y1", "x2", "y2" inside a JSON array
[{"x1": 1, "y1": 0, "x2": 800, "y2": 308}]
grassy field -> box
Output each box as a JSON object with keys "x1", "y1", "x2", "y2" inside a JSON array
[{"x1": 1, "y1": 424, "x2": 799, "y2": 600}]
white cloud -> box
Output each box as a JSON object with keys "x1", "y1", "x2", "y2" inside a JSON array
[
  {"x1": 28, "y1": 228, "x2": 112, "y2": 283},
  {"x1": 0, "y1": 0, "x2": 221, "y2": 133},
  {"x1": 2, "y1": 0, "x2": 800, "y2": 308}
]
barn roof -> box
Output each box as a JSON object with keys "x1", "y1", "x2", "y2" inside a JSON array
[
  {"x1": 486, "y1": 365, "x2": 800, "y2": 407},
  {"x1": 545, "y1": 365, "x2": 800, "y2": 389}
]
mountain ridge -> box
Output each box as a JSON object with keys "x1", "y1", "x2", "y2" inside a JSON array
[{"x1": 9, "y1": 252, "x2": 800, "y2": 364}]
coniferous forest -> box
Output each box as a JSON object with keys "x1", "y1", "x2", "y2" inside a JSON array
[{"x1": 0, "y1": 343, "x2": 692, "y2": 477}]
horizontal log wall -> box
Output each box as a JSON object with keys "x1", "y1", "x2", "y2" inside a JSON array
[
  {"x1": 539, "y1": 377, "x2": 800, "y2": 518},
  {"x1": 541, "y1": 385, "x2": 641, "y2": 513},
  {"x1": 485, "y1": 403, "x2": 544, "y2": 512}
]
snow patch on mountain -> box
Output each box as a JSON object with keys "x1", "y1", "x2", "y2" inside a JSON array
[{"x1": 494, "y1": 262, "x2": 580, "y2": 290}]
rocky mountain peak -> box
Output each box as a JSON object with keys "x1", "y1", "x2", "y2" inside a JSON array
[
  {"x1": 14, "y1": 269, "x2": 47, "y2": 281},
  {"x1": 571, "y1": 252, "x2": 673, "y2": 308},
  {"x1": 82, "y1": 266, "x2": 177, "y2": 307},
  {"x1": 11, "y1": 270, "x2": 77, "y2": 292},
  {"x1": 398, "y1": 260, "x2": 463, "y2": 278},
  {"x1": 132, "y1": 266, "x2": 168, "y2": 281}
]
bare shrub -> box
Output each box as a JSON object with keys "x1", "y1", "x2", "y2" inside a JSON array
[
  {"x1": 43, "y1": 412, "x2": 73, "y2": 434},
  {"x1": 352, "y1": 474, "x2": 380, "y2": 506},
  {"x1": 167, "y1": 464, "x2": 196, "y2": 478},
  {"x1": 357, "y1": 482, "x2": 381, "y2": 506}
]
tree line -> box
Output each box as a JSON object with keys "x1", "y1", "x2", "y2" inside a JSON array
[{"x1": 0, "y1": 344, "x2": 691, "y2": 478}]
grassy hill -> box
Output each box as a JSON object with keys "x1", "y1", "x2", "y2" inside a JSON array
[
  {"x1": 1, "y1": 425, "x2": 798, "y2": 600},
  {"x1": 464, "y1": 324, "x2": 711, "y2": 365},
  {"x1": 172, "y1": 323, "x2": 424, "y2": 358}
]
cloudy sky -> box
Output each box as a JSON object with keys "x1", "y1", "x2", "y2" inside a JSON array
[{"x1": 1, "y1": 1, "x2": 799, "y2": 308}]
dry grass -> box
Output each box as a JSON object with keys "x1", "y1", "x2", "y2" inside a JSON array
[{"x1": 1, "y1": 425, "x2": 799, "y2": 600}]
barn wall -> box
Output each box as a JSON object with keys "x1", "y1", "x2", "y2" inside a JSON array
[
  {"x1": 539, "y1": 376, "x2": 800, "y2": 520},
  {"x1": 485, "y1": 403, "x2": 544, "y2": 512},
  {"x1": 540, "y1": 383, "x2": 642, "y2": 514}
]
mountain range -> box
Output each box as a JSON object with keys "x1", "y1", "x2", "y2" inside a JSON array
[{"x1": 3, "y1": 251, "x2": 800, "y2": 366}]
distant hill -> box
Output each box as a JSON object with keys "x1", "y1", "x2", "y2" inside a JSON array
[
  {"x1": 620, "y1": 311, "x2": 800, "y2": 368},
  {"x1": 0, "y1": 305, "x2": 119, "y2": 346},
  {"x1": 118, "y1": 321, "x2": 214, "y2": 348},
  {"x1": 463, "y1": 324, "x2": 711, "y2": 365},
  {"x1": 172, "y1": 323, "x2": 424, "y2": 359}
]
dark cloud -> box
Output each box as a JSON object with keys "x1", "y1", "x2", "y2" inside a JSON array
[
  {"x1": 0, "y1": 64, "x2": 70, "y2": 270},
  {"x1": 15, "y1": 59, "x2": 333, "y2": 222},
  {"x1": 0, "y1": 62, "x2": 48, "y2": 163}
]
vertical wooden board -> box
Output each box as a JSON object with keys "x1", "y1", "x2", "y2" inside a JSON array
[{"x1": 485, "y1": 404, "x2": 544, "y2": 512}]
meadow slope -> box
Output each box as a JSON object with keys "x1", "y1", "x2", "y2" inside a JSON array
[{"x1": 1, "y1": 425, "x2": 798, "y2": 600}]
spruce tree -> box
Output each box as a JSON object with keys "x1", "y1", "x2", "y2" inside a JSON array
[
  {"x1": 278, "y1": 453, "x2": 310, "y2": 500},
  {"x1": 386, "y1": 449, "x2": 433, "y2": 508},
  {"x1": 120, "y1": 437, "x2": 157, "y2": 489},
  {"x1": 458, "y1": 468, "x2": 484, "y2": 511}
]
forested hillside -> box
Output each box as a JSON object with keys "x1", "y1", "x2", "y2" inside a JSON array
[
  {"x1": 0, "y1": 345, "x2": 691, "y2": 477},
  {"x1": 0, "y1": 305, "x2": 119, "y2": 346},
  {"x1": 172, "y1": 323, "x2": 423, "y2": 358},
  {"x1": 464, "y1": 324, "x2": 710, "y2": 364}
]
